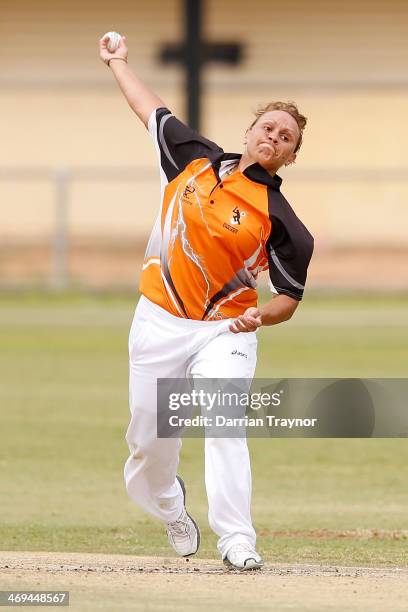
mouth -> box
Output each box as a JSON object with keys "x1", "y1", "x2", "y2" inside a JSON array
[{"x1": 259, "y1": 142, "x2": 275, "y2": 153}]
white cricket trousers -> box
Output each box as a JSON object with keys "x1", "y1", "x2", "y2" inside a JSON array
[{"x1": 124, "y1": 295, "x2": 258, "y2": 558}]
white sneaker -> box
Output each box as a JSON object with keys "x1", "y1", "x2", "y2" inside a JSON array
[
  {"x1": 223, "y1": 543, "x2": 264, "y2": 570},
  {"x1": 166, "y1": 476, "x2": 200, "y2": 557}
]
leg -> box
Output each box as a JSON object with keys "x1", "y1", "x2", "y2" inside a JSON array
[
  {"x1": 124, "y1": 297, "x2": 188, "y2": 523},
  {"x1": 124, "y1": 374, "x2": 184, "y2": 523},
  {"x1": 188, "y1": 328, "x2": 258, "y2": 559}
]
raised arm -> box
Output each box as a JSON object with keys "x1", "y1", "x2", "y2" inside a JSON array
[{"x1": 99, "y1": 34, "x2": 166, "y2": 127}]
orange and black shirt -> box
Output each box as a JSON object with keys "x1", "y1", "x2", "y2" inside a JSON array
[{"x1": 140, "y1": 107, "x2": 314, "y2": 321}]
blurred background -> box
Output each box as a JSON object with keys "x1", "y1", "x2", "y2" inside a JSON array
[{"x1": 1, "y1": 0, "x2": 407, "y2": 291}]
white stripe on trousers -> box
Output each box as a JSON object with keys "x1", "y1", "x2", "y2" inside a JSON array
[{"x1": 124, "y1": 295, "x2": 258, "y2": 558}]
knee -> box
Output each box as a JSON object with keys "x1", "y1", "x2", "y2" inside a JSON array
[
  {"x1": 123, "y1": 436, "x2": 181, "y2": 498},
  {"x1": 125, "y1": 431, "x2": 181, "y2": 464},
  {"x1": 125, "y1": 434, "x2": 157, "y2": 463}
]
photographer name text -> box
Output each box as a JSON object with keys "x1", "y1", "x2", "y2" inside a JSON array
[{"x1": 167, "y1": 415, "x2": 318, "y2": 429}]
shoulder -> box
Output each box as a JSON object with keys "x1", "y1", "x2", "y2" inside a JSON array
[
  {"x1": 148, "y1": 107, "x2": 224, "y2": 182},
  {"x1": 267, "y1": 189, "x2": 314, "y2": 257}
]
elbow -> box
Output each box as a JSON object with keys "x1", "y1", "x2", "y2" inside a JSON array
[
  {"x1": 282, "y1": 299, "x2": 300, "y2": 322},
  {"x1": 283, "y1": 308, "x2": 295, "y2": 322}
]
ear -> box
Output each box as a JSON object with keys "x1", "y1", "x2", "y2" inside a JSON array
[{"x1": 285, "y1": 153, "x2": 297, "y2": 167}]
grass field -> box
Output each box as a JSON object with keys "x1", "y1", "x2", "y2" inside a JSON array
[{"x1": 1, "y1": 291, "x2": 407, "y2": 569}]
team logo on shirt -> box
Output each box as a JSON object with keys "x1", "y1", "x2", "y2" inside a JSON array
[
  {"x1": 223, "y1": 222, "x2": 238, "y2": 234},
  {"x1": 182, "y1": 184, "x2": 195, "y2": 203},
  {"x1": 230, "y1": 207, "x2": 246, "y2": 225},
  {"x1": 222, "y1": 207, "x2": 247, "y2": 234}
]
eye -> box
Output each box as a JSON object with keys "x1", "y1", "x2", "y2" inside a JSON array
[
  {"x1": 281, "y1": 135, "x2": 289, "y2": 142},
  {"x1": 264, "y1": 125, "x2": 271, "y2": 132}
]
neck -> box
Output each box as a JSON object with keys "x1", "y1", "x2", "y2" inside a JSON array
[{"x1": 238, "y1": 151, "x2": 277, "y2": 177}]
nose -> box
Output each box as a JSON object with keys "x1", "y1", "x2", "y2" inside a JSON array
[{"x1": 268, "y1": 130, "x2": 278, "y2": 143}]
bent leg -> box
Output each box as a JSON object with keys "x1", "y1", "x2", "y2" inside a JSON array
[
  {"x1": 124, "y1": 374, "x2": 183, "y2": 523},
  {"x1": 124, "y1": 297, "x2": 189, "y2": 523}
]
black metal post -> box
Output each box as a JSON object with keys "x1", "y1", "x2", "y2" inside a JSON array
[
  {"x1": 185, "y1": 0, "x2": 202, "y2": 131},
  {"x1": 160, "y1": 1, "x2": 241, "y2": 130}
]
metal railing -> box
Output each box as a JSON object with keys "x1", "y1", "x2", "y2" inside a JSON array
[
  {"x1": 1, "y1": 165, "x2": 407, "y2": 289},
  {"x1": 0, "y1": 166, "x2": 157, "y2": 288}
]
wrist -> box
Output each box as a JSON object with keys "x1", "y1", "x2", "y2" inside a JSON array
[
  {"x1": 106, "y1": 56, "x2": 128, "y2": 68},
  {"x1": 258, "y1": 307, "x2": 267, "y2": 326}
]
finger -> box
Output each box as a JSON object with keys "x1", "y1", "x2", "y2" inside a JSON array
[
  {"x1": 241, "y1": 324, "x2": 256, "y2": 332},
  {"x1": 244, "y1": 311, "x2": 262, "y2": 325},
  {"x1": 234, "y1": 319, "x2": 249, "y2": 332},
  {"x1": 230, "y1": 318, "x2": 247, "y2": 333},
  {"x1": 230, "y1": 315, "x2": 259, "y2": 333},
  {"x1": 246, "y1": 317, "x2": 262, "y2": 328},
  {"x1": 229, "y1": 322, "x2": 240, "y2": 333},
  {"x1": 239, "y1": 315, "x2": 257, "y2": 327},
  {"x1": 243, "y1": 318, "x2": 261, "y2": 332}
]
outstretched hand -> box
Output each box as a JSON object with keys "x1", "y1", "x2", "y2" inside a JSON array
[
  {"x1": 229, "y1": 307, "x2": 262, "y2": 334},
  {"x1": 99, "y1": 34, "x2": 128, "y2": 65}
]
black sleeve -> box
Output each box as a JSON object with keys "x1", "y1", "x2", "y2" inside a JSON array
[
  {"x1": 266, "y1": 191, "x2": 314, "y2": 301},
  {"x1": 148, "y1": 107, "x2": 224, "y2": 182}
]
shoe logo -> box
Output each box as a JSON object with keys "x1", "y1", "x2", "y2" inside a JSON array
[
  {"x1": 231, "y1": 349, "x2": 248, "y2": 359},
  {"x1": 230, "y1": 206, "x2": 246, "y2": 225}
]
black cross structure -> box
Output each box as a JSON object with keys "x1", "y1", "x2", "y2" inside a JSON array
[{"x1": 159, "y1": 0, "x2": 243, "y2": 132}]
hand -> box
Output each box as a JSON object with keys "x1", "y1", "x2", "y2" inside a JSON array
[
  {"x1": 229, "y1": 307, "x2": 262, "y2": 334},
  {"x1": 99, "y1": 34, "x2": 128, "y2": 66}
]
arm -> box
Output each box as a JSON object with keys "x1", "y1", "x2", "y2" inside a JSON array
[
  {"x1": 259, "y1": 294, "x2": 299, "y2": 326},
  {"x1": 99, "y1": 34, "x2": 165, "y2": 127},
  {"x1": 229, "y1": 294, "x2": 299, "y2": 334}
]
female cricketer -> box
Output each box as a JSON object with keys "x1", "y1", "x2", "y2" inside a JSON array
[{"x1": 99, "y1": 34, "x2": 314, "y2": 571}]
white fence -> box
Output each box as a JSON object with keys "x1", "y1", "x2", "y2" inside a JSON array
[{"x1": 1, "y1": 166, "x2": 408, "y2": 289}]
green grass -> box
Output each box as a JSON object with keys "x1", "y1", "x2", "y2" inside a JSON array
[{"x1": 0, "y1": 292, "x2": 407, "y2": 567}]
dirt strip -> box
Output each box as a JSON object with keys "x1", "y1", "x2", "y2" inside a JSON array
[
  {"x1": 1, "y1": 552, "x2": 407, "y2": 612},
  {"x1": 1, "y1": 551, "x2": 408, "y2": 576}
]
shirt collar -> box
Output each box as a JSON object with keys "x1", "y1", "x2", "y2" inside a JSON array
[{"x1": 209, "y1": 151, "x2": 282, "y2": 191}]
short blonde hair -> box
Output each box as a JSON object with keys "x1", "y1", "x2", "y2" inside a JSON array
[{"x1": 250, "y1": 101, "x2": 307, "y2": 153}]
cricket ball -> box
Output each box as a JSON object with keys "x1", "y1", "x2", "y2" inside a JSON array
[{"x1": 103, "y1": 31, "x2": 122, "y2": 53}]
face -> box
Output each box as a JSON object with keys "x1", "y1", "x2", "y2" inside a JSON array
[{"x1": 244, "y1": 110, "x2": 300, "y2": 174}]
